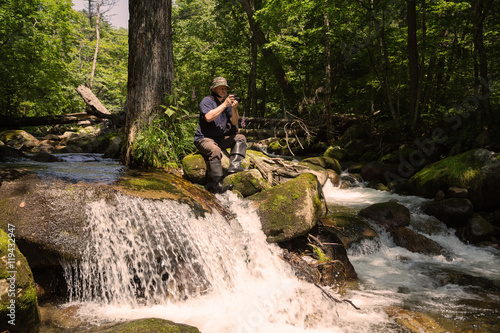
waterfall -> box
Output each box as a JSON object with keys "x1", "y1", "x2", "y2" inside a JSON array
[
  {"x1": 61, "y1": 181, "x2": 500, "y2": 332},
  {"x1": 62, "y1": 191, "x2": 388, "y2": 333}
]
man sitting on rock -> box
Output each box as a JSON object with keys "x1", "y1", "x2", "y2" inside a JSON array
[{"x1": 194, "y1": 77, "x2": 247, "y2": 193}]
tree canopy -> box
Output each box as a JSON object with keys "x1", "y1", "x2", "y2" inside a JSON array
[{"x1": 1, "y1": 0, "x2": 498, "y2": 148}]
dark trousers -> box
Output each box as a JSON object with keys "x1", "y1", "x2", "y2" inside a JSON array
[{"x1": 195, "y1": 134, "x2": 247, "y2": 161}]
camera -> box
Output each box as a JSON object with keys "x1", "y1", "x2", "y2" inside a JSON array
[{"x1": 231, "y1": 94, "x2": 242, "y2": 103}]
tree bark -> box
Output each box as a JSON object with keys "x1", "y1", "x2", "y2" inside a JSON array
[
  {"x1": 407, "y1": 0, "x2": 419, "y2": 128},
  {"x1": 125, "y1": 0, "x2": 174, "y2": 166},
  {"x1": 247, "y1": 4, "x2": 258, "y2": 118},
  {"x1": 323, "y1": 0, "x2": 333, "y2": 141},
  {"x1": 76, "y1": 85, "x2": 111, "y2": 118},
  {"x1": 0, "y1": 113, "x2": 99, "y2": 129},
  {"x1": 473, "y1": 0, "x2": 492, "y2": 125},
  {"x1": 238, "y1": 0, "x2": 298, "y2": 107},
  {"x1": 89, "y1": 0, "x2": 101, "y2": 89}
]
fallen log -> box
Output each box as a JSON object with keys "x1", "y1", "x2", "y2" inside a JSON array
[
  {"x1": 0, "y1": 113, "x2": 99, "y2": 129},
  {"x1": 76, "y1": 85, "x2": 113, "y2": 119}
]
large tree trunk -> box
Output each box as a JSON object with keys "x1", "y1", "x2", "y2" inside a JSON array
[
  {"x1": 407, "y1": 0, "x2": 419, "y2": 128},
  {"x1": 124, "y1": 0, "x2": 174, "y2": 166},
  {"x1": 247, "y1": 7, "x2": 258, "y2": 118},
  {"x1": 323, "y1": 0, "x2": 333, "y2": 141},
  {"x1": 238, "y1": 0, "x2": 298, "y2": 107},
  {"x1": 473, "y1": 0, "x2": 493, "y2": 125}
]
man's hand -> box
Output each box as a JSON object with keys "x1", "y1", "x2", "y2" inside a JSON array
[{"x1": 226, "y1": 95, "x2": 238, "y2": 108}]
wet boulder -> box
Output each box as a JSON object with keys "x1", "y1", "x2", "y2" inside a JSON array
[
  {"x1": 0, "y1": 145, "x2": 28, "y2": 161},
  {"x1": 84, "y1": 318, "x2": 201, "y2": 332},
  {"x1": 103, "y1": 135, "x2": 123, "y2": 159},
  {"x1": 280, "y1": 224, "x2": 359, "y2": 289},
  {"x1": 358, "y1": 201, "x2": 411, "y2": 232},
  {"x1": 247, "y1": 173, "x2": 324, "y2": 243},
  {"x1": 391, "y1": 227, "x2": 446, "y2": 256},
  {"x1": 321, "y1": 204, "x2": 379, "y2": 250},
  {"x1": 223, "y1": 169, "x2": 271, "y2": 197},
  {"x1": 360, "y1": 161, "x2": 394, "y2": 184},
  {"x1": 0, "y1": 229, "x2": 41, "y2": 333},
  {"x1": 386, "y1": 306, "x2": 454, "y2": 333},
  {"x1": 421, "y1": 198, "x2": 474, "y2": 228},
  {"x1": 457, "y1": 214, "x2": 496, "y2": 245},
  {"x1": 31, "y1": 139, "x2": 58, "y2": 153},
  {"x1": 32, "y1": 152, "x2": 60, "y2": 162}
]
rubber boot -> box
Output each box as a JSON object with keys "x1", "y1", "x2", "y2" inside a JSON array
[
  {"x1": 227, "y1": 141, "x2": 247, "y2": 174},
  {"x1": 206, "y1": 160, "x2": 233, "y2": 194}
]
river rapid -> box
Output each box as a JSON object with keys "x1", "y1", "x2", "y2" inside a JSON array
[
  {"x1": 3, "y1": 154, "x2": 499, "y2": 332},
  {"x1": 62, "y1": 179, "x2": 499, "y2": 332}
]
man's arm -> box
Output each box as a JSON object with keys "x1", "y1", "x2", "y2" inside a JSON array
[
  {"x1": 229, "y1": 98, "x2": 239, "y2": 126},
  {"x1": 204, "y1": 97, "x2": 232, "y2": 123}
]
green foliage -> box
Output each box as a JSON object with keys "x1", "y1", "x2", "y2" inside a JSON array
[
  {"x1": 1, "y1": 0, "x2": 498, "y2": 151},
  {"x1": 0, "y1": 0, "x2": 127, "y2": 120},
  {"x1": 131, "y1": 117, "x2": 197, "y2": 169},
  {"x1": 0, "y1": 0, "x2": 81, "y2": 117}
]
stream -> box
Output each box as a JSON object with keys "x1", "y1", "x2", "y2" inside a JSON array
[{"x1": 2, "y1": 154, "x2": 500, "y2": 332}]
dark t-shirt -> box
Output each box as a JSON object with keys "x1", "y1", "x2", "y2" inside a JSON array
[{"x1": 194, "y1": 95, "x2": 233, "y2": 142}]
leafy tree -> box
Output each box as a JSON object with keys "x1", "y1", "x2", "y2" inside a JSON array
[{"x1": 0, "y1": 0, "x2": 80, "y2": 119}]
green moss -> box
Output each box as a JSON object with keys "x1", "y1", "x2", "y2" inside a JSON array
[
  {"x1": 248, "y1": 173, "x2": 322, "y2": 242},
  {"x1": 0, "y1": 229, "x2": 41, "y2": 330},
  {"x1": 309, "y1": 244, "x2": 332, "y2": 263},
  {"x1": 96, "y1": 318, "x2": 201, "y2": 333},
  {"x1": 182, "y1": 153, "x2": 206, "y2": 173},
  {"x1": 410, "y1": 149, "x2": 485, "y2": 197}
]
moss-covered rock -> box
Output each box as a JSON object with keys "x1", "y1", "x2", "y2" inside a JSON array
[
  {"x1": 182, "y1": 150, "x2": 257, "y2": 185},
  {"x1": 247, "y1": 173, "x2": 324, "y2": 243},
  {"x1": 222, "y1": 169, "x2": 271, "y2": 197},
  {"x1": 181, "y1": 152, "x2": 207, "y2": 184},
  {"x1": 322, "y1": 206, "x2": 379, "y2": 249},
  {"x1": 324, "y1": 145, "x2": 347, "y2": 162},
  {"x1": 301, "y1": 156, "x2": 342, "y2": 175},
  {"x1": 86, "y1": 318, "x2": 201, "y2": 333},
  {"x1": 0, "y1": 229, "x2": 41, "y2": 333},
  {"x1": 115, "y1": 169, "x2": 232, "y2": 219},
  {"x1": 0, "y1": 170, "x2": 232, "y2": 270},
  {"x1": 386, "y1": 306, "x2": 451, "y2": 333},
  {"x1": 0, "y1": 130, "x2": 39, "y2": 151},
  {"x1": 408, "y1": 149, "x2": 500, "y2": 210},
  {"x1": 267, "y1": 139, "x2": 286, "y2": 155},
  {"x1": 297, "y1": 161, "x2": 329, "y2": 185}
]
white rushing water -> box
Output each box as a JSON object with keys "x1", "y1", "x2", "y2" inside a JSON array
[
  {"x1": 62, "y1": 190, "x2": 401, "y2": 332},
  {"x1": 61, "y1": 179, "x2": 500, "y2": 332},
  {"x1": 323, "y1": 179, "x2": 500, "y2": 331}
]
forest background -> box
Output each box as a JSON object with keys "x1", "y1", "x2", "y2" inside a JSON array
[{"x1": 1, "y1": 0, "x2": 498, "y2": 168}]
